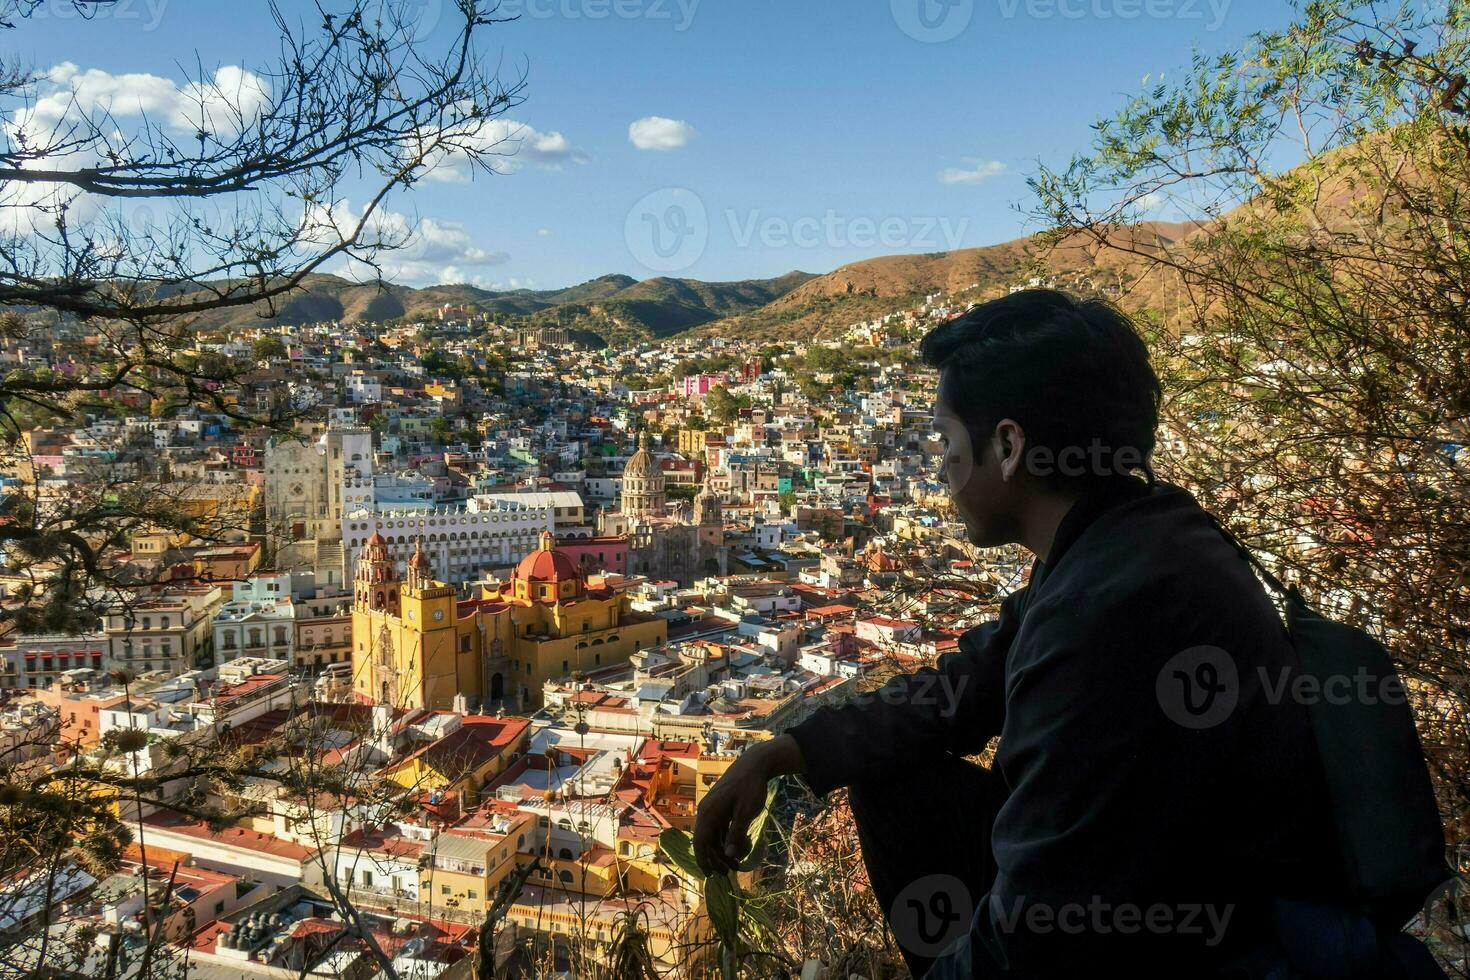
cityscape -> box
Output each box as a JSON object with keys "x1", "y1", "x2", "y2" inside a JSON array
[
  {"x1": 0, "y1": 1, "x2": 1466, "y2": 978},
  {"x1": 0, "y1": 275, "x2": 1051, "y2": 977}
]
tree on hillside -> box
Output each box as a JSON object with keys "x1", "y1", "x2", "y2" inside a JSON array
[
  {"x1": 0, "y1": 2, "x2": 524, "y2": 975},
  {"x1": 252, "y1": 335, "x2": 288, "y2": 363},
  {"x1": 704, "y1": 385, "x2": 749, "y2": 424},
  {"x1": 1030, "y1": 0, "x2": 1470, "y2": 953},
  {"x1": 0, "y1": 0, "x2": 518, "y2": 631}
]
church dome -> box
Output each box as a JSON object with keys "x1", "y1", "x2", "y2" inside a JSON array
[
  {"x1": 624, "y1": 430, "x2": 659, "y2": 478},
  {"x1": 513, "y1": 531, "x2": 583, "y2": 601}
]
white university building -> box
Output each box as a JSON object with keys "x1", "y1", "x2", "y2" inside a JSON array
[{"x1": 341, "y1": 494, "x2": 561, "y2": 584}]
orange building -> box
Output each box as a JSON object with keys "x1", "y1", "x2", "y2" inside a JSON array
[{"x1": 351, "y1": 532, "x2": 666, "y2": 712}]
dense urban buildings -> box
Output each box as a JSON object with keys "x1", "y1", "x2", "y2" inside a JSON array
[
  {"x1": 0, "y1": 273, "x2": 1350, "y2": 977},
  {"x1": 0, "y1": 278, "x2": 1000, "y2": 975}
]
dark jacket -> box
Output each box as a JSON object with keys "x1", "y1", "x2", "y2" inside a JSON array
[{"x1": 788, "y1": 477, "x2": 1340, "y2": 977}]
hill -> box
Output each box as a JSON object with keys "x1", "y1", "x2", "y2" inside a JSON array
[
  {"x1": 698, "y1": 221, "x2": 1206, "y2": 341},
  {"x1": 179, "y1": 271, "x2": 815, "y2": 345}
]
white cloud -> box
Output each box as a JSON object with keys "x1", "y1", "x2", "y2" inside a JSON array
[
  {"x1": 309, "y1": 200, "x2": 510, "y2": 287},
  {"x1": 421, "y1": 118, "x2": 586, "y2": 182},
  {"x1": 176, "y1": 65, "x2": 272, "y2": 137},
  {"x1": 1, "y1": 62, "x2": 272, "y2": 236},
  {"x1": 939, "y1": 159, "x2": 1007, "y2": 186},
  {"x1": 628, "y1": 116, "x2": 697, "y2": 151},
  {"x1": 537, "y1": 228, "x2": 552, "y2": 237},
  {"x1": 12, "y1": 62, "x2": 271, "y2": 142},
  {"x1": 1134, "y1": 191, "x2": 1167, "y2": 212}
]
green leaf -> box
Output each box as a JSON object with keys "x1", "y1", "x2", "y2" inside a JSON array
[
  {"x1": 658, "y1": 828, "x2": 703, "y2": 881},
  {"x1": 706, "y1": 872, "x2": 740, "y2": 953},
  {"x1": 740, "y1": 897, "x2": 780, "y2": 941},
  {"x1": 737, "y1": 778, "x2": 779, "y2": 871}
]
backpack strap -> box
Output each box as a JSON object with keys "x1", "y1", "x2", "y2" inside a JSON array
[{"x1": 1203, "y1": 511, "x2": 1307, "y2": 629}]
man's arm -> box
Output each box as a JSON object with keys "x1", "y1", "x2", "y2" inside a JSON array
[
  {"x1": 786, "y1": 582, "x2": 1028, "y2": 797},
  {"x1": 693, "y1": 583, "x2": 1027, "y2": 876},
  {"x1": 935, "y1": 588, "x2": 1203, "y2": 977}
]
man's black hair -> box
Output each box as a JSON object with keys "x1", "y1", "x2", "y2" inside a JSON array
[{"x1": 920, "y1": 288, "x2": 1162, "y2": 487}]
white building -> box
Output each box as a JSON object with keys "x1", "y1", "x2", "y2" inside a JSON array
[
  {"x1": 342, "y1": 498, "x2": 555, "y2": 583},
  {"x1": 213, "y1": 574, "x2": 297, "y2": 664},
  {"x1": 472, "y1": 490, "x2": 587, "y2": 534},
  {"x1": 346, "y1": 372, "x2": 384, "y2": 404},
  {"x1": 342, "y1": 471, "x2": 438, "y2": 514}
]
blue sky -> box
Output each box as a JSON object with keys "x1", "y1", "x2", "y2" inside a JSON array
[{"x1": 12, "y1": 0, "x2": 1294, "y2": 291}]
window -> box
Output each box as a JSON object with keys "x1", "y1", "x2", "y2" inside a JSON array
[
  {"x1": 441, "y1": 884, "x2": 451, "y2": 895},
  {"x1": 467, "y1": 888, "x2": 478, "y2": 900}
]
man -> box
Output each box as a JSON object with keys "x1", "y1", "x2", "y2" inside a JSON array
[{"x1": 693, "y1": 290, "x2": 1343, "y2": 977}]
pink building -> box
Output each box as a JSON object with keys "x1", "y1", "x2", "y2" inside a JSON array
[
  {"x1": 680, "y1": 374, "x2": 726, "y2": 399},
  {"x1": 554, "y1": 535, "x2": 629, "y2": 576}
]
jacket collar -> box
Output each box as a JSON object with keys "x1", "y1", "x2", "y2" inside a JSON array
[{"x1": 1032, "y1": 474, "x2": 1155, "y2": 587}]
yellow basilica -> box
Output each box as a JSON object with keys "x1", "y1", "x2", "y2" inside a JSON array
[{"x1": 351, "y1": 530, "x2": 667, "y2": 711}]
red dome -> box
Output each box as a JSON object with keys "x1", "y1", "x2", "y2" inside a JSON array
[
  {"x1": 517, "y1": 537, "x2": 579, "y2": 581},
  {"x1": 513, "y1": 531, "x2": 582, "y2": 598}
]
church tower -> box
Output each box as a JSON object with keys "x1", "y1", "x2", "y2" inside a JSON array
[
  {"x1": 405, "y1": 538, "x2": 433, "y2": 593},
  {"x1": 694, "y1": 471, "x2": 723, "y2": 548},
  {"x1": 354, "y1": 532, "x2": 399, "y2": 616},
  {"x1": 620, "y1": 430, "x2": 667, "y2": 517},
  {"x1": 353, "y1": 536, "x2": 476, "y2": 711}
]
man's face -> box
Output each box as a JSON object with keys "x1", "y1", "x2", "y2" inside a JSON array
[{"x1": 933, "y1": 373, "x2": 1021, "y2": 547}]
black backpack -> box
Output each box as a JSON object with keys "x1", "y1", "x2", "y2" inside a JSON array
[{"x1": 1207, "y1": 513, "x2": 1452, "y2": 929}]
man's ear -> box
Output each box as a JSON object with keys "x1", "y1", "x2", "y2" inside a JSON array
[{"x1": 992, "y1": 419, "x2": 1026, "y2": 481}]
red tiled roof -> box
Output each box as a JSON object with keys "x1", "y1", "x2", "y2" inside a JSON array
[
  {"x1": 142, "y1": 812, "x2": 311, "y2": 860},
  {"x1": 389, "y1": 716, "x2": 530, "y2": 778}
]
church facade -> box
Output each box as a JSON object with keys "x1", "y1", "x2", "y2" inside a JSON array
[
  {"x1": 598, "y1": 432, "x2": 729, "y2": 582},
  {"x1": 350, "y1": 531, "x2": 667, "y2": 711}
]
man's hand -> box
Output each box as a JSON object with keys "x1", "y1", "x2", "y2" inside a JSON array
[{"x1": 694, "y1": 734, "x2": 806, "y2": 876}]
